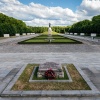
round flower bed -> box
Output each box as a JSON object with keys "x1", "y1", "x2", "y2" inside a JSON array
[{"x1": 44, "y1": 68, "x2": 56, "y2": 80}]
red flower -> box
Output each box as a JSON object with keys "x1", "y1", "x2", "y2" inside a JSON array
[{"x1": 44, "y1": 69, "x2": 56, "y2": 80}]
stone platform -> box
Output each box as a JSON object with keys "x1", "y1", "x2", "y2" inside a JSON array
[{"x1": 38, "y1": 62, "x2": 64, "y2": 78}]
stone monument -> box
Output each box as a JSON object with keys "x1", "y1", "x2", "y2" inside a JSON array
[
  {"x1": 48, "y1": 23, "x2": 52, "y2": 36},
  {"x1": 37, "y1": 62, "x2": 64, "y2": 78},
  {"x1": 47, "y1": 23, "x2": 54, "y2": 42}
]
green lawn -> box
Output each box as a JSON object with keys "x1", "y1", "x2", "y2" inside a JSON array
[
  {"x1": 18, "y1": 34, "x2": 82, "y2": 44},
  {"x1": 42, "y1": 31, "x2": 58, "y2": 35}
]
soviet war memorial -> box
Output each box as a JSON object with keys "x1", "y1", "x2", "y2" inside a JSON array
[{"x1": 0, "y1": 0, "x2": 100, "y2": 100}]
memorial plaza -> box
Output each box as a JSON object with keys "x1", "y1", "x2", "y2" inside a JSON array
[{"x1": 0, "y1": 34, "x2": 100, "y2": 100}]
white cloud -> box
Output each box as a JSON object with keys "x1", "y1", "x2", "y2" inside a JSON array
[
  {"x1": 0, "y1": 0, "x2": 100, "y2": 26},
  {"x1": 76, "y1": 0, "x2": 100, "y2": 21},
  {"x1": 24, "y1": 18, "x2": 74, "y2": 26}
]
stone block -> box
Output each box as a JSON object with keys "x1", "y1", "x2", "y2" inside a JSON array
[
  {"x1": 31, "y1": 33, "x2": 35, "y2": 35},
  {"x1": 37, "y1": 73, "x2": 42, "y2": 78},
  {"x1": 70, "y1": 33, "x2": 73, "y2": 35},
  {"x1": 80, "y1": 33, "x2": 85, "y2": 36},
  {"x1": 74, "y1": 33, "x2": 77, "y2": 35},
  {"x1": 16, "y1": 34, "x2": 20, "y2": 36},
  {"x1": 22, "y1": 33, "x2": 26, "y2": 36},
  {"x1": 61, "y1": 90, "x2": 81, "y2": 96},
  {"x1": 65, "y1": 32, "x2": 69, "y2": 35},
  {"x1": 38, "y1": 62, "x2": 64, "y2": 78},
  {"x1": 41, "y1": 90, "x2": 61, "y2": 96},
  {"x1": 21, "y1": 91, "x2": 41, "y2": 96},
  {"x1": 27, "y1": 33, "x2": 31, "y2": 35},
  {"x1": 1, "y1": 91, "x2": 22, "y2": 97},
  {"x1": 91, "y1": 33, "x2": 96, "y2": 37},
  {"x1": 4, "y1": 34, "x2": 10, "y2": 37}
]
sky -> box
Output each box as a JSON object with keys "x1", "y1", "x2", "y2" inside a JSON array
[
  {"x1": 19, "y1": 0, "x2": 82, "y2": 11},
  {"x1": 0, "y1": 0, "x2": 100, "y2": 26}
]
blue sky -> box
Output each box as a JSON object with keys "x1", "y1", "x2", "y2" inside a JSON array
[
  {"x1": 0, "y1": 0, "x2": 100, "y2": 26},
  {"x1": 19, "y1": 0, "x2": 82, "y2": 11}
]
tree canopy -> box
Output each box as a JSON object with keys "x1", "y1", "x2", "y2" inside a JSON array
[
  {"x1": 0, "y1": 13, "x2": 100, "y2": 37},
  {"x1": 66, "y1": 15, "x2": 100, "y2": 36}
]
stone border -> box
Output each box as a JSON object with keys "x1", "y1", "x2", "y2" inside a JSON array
[
  {"x1": 29, "y1": 66, "x2": 72, "y2": 82},
  {"x1": 0, "y1": 63, "x2": 100, "y2": 97},
  {"x1": 62, "y1": 34, "x2": 99, "y2": 42}
]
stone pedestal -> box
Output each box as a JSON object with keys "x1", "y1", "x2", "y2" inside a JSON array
[{"x1": 37, "y1": 62, "x2": 64, "y2": 78}]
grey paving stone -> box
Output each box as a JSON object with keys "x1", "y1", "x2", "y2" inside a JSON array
[
  {"x1": 93, "y1": 84, "x2": 100, "y2": 91},
  {"x1": 1, "y1": 91, "x2": 22, "y2": 97},
  {"x1": 95, "y1": 97, "x2": 100, "y2": 100},
  {"x1": 79, "y1": 97, "x2": 96, "y2": 100},
  {"x1": 52, "y1": 97, "x2": 80, "y2": 100},
  {"x1": 88, "y1": 67, "x2": 100, "y2": 74},
  {"x1": 2, "y1": 76, "x2": 14, "y2": 83},
  {"x1": 41, "y1": 91, "x2": 61, "y2": 96},
  {"x1": 94, "y1": 73, "x2": 100, "y2": 77},
  {"x1": 0, "y1": 34, "x2": 100, "y2": 53},
  {"x1": 7, "y1": 68, "x2": 20, "y2": 75},
  {"x1": 0, "y1": 97, "x2": 37, "y2": 100},
  {"x1": 37, "y1": 97, "x2": 51, "y2": 100},
  {"x1": 21, "y1": 91, "x2": 42, "y2": 96},
  {"x1": 90, "y1": 77, "x2": 100, "y2": 84},
  {"x1": 0, "y1": 97, "x2": 98, "y2": 100},
  {"x1": 0, "y1": 82, "x2": 8, "y2": 93},
  {"x1": 61, "y1": 91, "x2": 81, "y2": 96},
  {"x1": 80, "y1": 90, "x2": 100, "y2": 96},
  {"x1": 81, "y1": 68, "x2": 95, "y2": 77}
]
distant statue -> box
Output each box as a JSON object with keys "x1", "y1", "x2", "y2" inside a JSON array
[
  {"x1": 49, "y1": 23, "x2": 51, "y2": 27},
  {"x1": 48, "y1": 23, "x2": 52, "y2": 36}
]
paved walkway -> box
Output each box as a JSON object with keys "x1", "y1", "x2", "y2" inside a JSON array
[
  {"x1": 0, "y1": 35, "x2": 100, "y2": 100},
  {"x1": 0, "y1": 34, "x2": 100, "y2": 53},
  {"x1": 0, "y1": 53, "x2": 100, "y2": 100}
]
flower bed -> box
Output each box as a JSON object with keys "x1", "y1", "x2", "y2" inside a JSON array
[{"x1": 45, "y1": 68, "x2": 56, "y2": 80}]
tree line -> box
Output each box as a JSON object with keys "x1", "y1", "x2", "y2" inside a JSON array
[
  {"x1": 0, "y1": 13, "x2": 68, "y2": 37},
  {"x1": 0, "y1": 13, "x2": 48, "y2": 36},
  {"x1": 0, "y1": 13, "x2": 100, "y2": 37},
  {"x1": 66, "y1": 15, "x2": 100, "y2": 36}
]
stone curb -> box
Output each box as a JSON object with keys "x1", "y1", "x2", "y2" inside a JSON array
[
  {"x1": 0, "y1": 65, "x2": 23, "y2": 95},
  {"x1": 60, "y1": 34, "x2": 99, "y2": 43}
]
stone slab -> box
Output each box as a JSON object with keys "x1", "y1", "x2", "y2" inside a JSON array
[
  {"x1": 91, "y1": 33, "x2": 96, "y2": 37},
  {"x1": 29, "y1": 66, "x2": 72, "y2": 82},
  {"x1": 22, "y1": 33, "x2": 26, "y2": 36},
  {"x1": 4, "y1": 34, "x2": 10, "y2": 37},
  {"x1": 74, "y1": 33, "x2": 77, "y2": 35},
  {"x1": 15, "y1": 34, "x2": 20, "y2": 37},
  {"x1": 80, "y1": 33, "x2": 85, "y2": 36}
]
